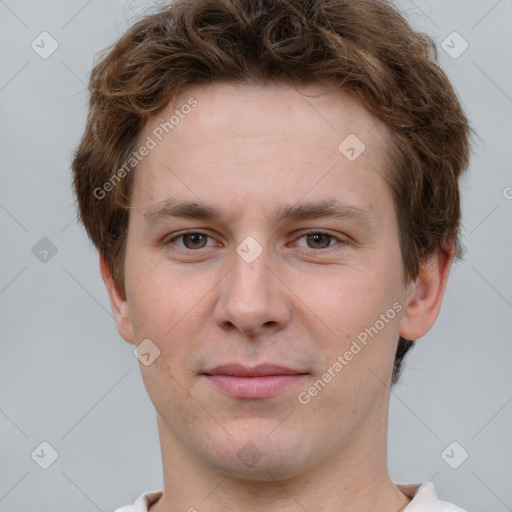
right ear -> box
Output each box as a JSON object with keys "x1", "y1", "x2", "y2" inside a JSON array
[{"x1": 99, "y1": 255, "x2": 135, "y2": 344}]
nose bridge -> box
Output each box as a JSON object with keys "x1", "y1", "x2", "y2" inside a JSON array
[{"x1": 214, "y1": 240, "x2": 290, "y2": 335}]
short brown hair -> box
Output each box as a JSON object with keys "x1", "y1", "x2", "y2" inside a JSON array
[{"x1": 72, "y1": 0, "x2": 472, "y2": 384}]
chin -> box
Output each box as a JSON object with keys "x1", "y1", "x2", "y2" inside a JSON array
[
  {"x1": 209, "y1": 450, "x2": 310, "y2": 482},
  {"x1": 197, "y1": 423, "x2": 319, "y2": 481}
]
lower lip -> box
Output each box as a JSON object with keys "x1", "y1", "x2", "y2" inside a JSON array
[{"x1": 204, "y1": 374, "x2": 307, "y2": 399}]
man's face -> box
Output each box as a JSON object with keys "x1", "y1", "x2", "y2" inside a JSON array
[{"x1": 118, "y1": 82, "x2": 410, "y2": 479}]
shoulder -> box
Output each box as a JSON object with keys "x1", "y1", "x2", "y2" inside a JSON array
[
  {"x1": 396, "y1": 482, "x2": 470, "y2": 512},
  {"x1": 113, "y1": 490, "x2": 163, "y2": 512}
]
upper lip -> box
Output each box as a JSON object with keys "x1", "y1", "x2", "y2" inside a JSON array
[{"x1": 202, "y1": 364, "x2": 307, "y2": 377}]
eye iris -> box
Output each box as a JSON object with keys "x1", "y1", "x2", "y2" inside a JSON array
[
  {"x1": 184, "y1": 233, "x2": 207, "y2": 249},
  {"x1": 307, "y1": 233, "x2": 331, "y2": 248}
]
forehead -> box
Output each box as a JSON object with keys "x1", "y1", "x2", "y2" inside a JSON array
[
  {"x1": 130, "y1": 81, "x2": 391, "y2": 216},
  {"x1": 146, "y1": 81, "x2": 387, "y2": 152}
]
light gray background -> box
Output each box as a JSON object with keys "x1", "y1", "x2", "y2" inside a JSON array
[{"x1": 1, "y1": 1, "x2": 511, "y2": 511}]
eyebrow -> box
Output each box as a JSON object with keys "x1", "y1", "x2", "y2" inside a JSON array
[{"x1": 143, "y1": 198, "x2": 375, "y2": 228}]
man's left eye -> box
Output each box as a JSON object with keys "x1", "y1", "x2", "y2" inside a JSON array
[{"x1": 293, "y1": 232, "x2": 345, "y2": 250}]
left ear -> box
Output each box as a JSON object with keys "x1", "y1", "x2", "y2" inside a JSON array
[{"x1": 399, "y1": 240, "x2": 455, "y2": 341}]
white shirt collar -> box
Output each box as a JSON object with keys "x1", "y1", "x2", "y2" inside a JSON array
[{"x1": 118, "y1": 482, "x2": 468, "y2": 511}]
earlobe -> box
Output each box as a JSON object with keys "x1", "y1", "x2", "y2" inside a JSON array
[
  {"x1": 399, "y1": 241, "x2": 455, "y2": 341},
  {"x1": 99, "y1": 255, "x2": 135, "y2": 344}
]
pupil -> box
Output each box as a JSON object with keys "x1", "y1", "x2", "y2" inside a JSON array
[
  {"x1": 187, "y1": 233, "x2": 205, "y2": 248},
  {"x1": 308, "y1": 234, "x2": 329, "y2": 248}
]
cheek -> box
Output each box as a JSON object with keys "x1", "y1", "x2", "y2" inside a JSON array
[
  {"x1": 124, "y1": 254, "x2": 190, "y2": 336},
  {"x1": 296, "y1": 263, "x2": 401, "y2": 338},
  {"x1": 296, "y1": 257, "x2": 404, "y2": 379},
  {"x1": 125, "y1": 260, "x2": 212, "y2": 380}
]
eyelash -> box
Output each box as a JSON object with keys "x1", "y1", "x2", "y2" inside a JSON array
[{"x1": 164, "y1": 230, "x2": 347, "y2": 252}]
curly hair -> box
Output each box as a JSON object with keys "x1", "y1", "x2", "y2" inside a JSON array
[{"x1": 72, "y1": 0, "x2": 472, "y2": 385}]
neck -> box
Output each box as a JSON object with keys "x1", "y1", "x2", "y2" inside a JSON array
[{"x1": 148, "y1": 397, "x2": 411, "y2": 512}]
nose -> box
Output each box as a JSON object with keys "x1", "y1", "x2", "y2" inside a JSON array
[{"x1": 213, "y1": 244, "x2": 291, "y2": 337}]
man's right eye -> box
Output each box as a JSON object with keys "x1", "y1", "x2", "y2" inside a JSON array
[{"x1": 164, "y1": 231, "x2": 219, "y2": 250}]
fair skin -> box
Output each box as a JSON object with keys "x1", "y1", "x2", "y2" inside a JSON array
[{"x1": 101, "y1": 82, "x2": 454, "y2": 512}]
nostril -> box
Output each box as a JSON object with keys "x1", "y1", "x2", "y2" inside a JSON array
[{"x1": 240, "y1": 321, "x2": 277, "y2": 335}]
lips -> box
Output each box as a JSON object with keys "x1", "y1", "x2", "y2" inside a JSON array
[
  {"x1": 202, "y1": 364, "x2": 308, "y2": 399},
  {"x1": 202, "y1": 363, "x2": 306, "y2": 377}
]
